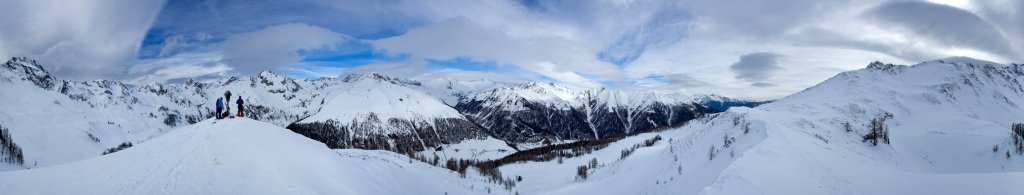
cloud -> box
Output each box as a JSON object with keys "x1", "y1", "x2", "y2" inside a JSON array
[
  {"x1": 155, "y1": 32, "x2": 215, "y2": 57},
  {"x1": 413, "y1": 69, "x2": 532, "y2": 84},
  {"x1": 865, "y1": 1, "x2": 1017, "y2": 60},
  {"x1": 730, "y1": 52, "x2": 782, "y2": 85},
  {"x1": 682, "y1": 0, "x2": 856, "y2": 39},
  {"x1": 635, "y1": 73, "x2": 710, "y2": 89},
  {"x1": 125, "y1": 52, "x2": 232, "y2": 84},
  {"x1": 220, "y1": 23, "x2": 350, "y2": 74},
  {"x1": 0, "y1": 0, "x2": 166, "y2": 80},
  {"x1": 665, "y1": 73, "x2": 711, "y2": 88},
  {"x1": 522, "y1": 1, "x2": 695, "y2": 66},
  {"x1": 751, "y1": 82, "x2": 776, "y2": 88},
  {"x1": 372, "y1": 19, "x2": 619, "y2": 88},
  {"x1": 146, "y1": 0, "x2": 424, "y2": 41},
  {"x1": 287, "y1": 61, "x2": 350, "y2": 79}
]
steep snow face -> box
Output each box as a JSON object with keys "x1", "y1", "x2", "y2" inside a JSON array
[
  {"x1": 0, "y1": 118, "x2": 503, "y2": 194},
  {"x1": 303, "y1": 73, "x2": 464, "y2": 122},
  {"x1": 287, "y1": 73, "x2": 489, "y2": 153}
]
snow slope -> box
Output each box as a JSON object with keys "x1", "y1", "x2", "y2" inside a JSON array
[
  {"x1": 287, "y1": 73, "x2": 491, "y2": 153},
  {"x1": 693, "y1": 58, "x2": 1024, "y2": 194},
  {"x1": 0, "y1": 57, "x2": 343, "y2": 170},
  {"x1": 0, "y1": 57, "x2": 751, "y2": 170},
  {"x1": 3, "y1": 56, "x2": 1021, "y2": 194},
  {"x1": 301, "y1": 73, "x2": 465, "y2": 122},
  {"x1": 0, "y1": 118, "x2": 502, "y2": 194},
  {"x1": 0, "y1": 57, "x2": 192, "y2": 170},
  {"x1": 493, "y1": 58, "x2": 1024, "y2": 194}
]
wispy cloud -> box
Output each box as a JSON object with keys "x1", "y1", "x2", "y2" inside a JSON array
[{"x1": 220, "y1": 23, "x2": 350, "y2": 74}]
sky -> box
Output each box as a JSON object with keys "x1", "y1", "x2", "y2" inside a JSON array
[{"x1": 1, "y1": 0, "x2": 1022, "y2": 100}]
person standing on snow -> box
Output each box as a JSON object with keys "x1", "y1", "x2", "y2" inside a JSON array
[
  {"x1": 215, "y1": 97, "x2": 224, "y2": 119},
  {"x1": 236, "y1": 96, "x2": 245, "y2": 117}
]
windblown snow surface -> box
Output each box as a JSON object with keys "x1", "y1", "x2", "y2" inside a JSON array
[{"x1": 0, "y1": 118, "x2": 502, "y2": 194}]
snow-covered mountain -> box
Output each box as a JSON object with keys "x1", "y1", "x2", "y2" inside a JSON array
[
  {"x1": 0, "y1": 57, "x2": 750, "y2": 171},
  {"x1": 456, "y1": 82, "x2": 719, "y2": 143},
  {"x1": 682, "y1": 57, "x2": 1024, "y2": 194},
  {"x1": 2, "y1": 57, "x2": 1022, "y2": 194},
  {"x1": 0, "y1": 57, "x2": 351, "y2": 170},
  {"x1": 286, "y1": 73, "x2": 488, "y2": 153},
  {"x1": 415, "y1": 75, "x2": 522, "y2": 106},
  {"x1": 694, "y1": 94, "x2": 768, "y2": 112},
  {"x1": 489, "y1": 57, "x2": 1024, "y2": 194}
]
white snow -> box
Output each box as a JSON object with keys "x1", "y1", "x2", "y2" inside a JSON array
[
  {"x1": 300, "y1": 73, "x2": 464, "y2": 123},
  {"x1": 418, "y1": 136, "x2": 515, "y2": 161},
  {"x1": 4, "y1": 57, "x2": 1024, "y2": 194},
  {"x1": 491, "y1": 58, "x2": 1024, "y2": 194},
  {"x1": 0, "y1": 118, "x2": 503, "y2": 194}
]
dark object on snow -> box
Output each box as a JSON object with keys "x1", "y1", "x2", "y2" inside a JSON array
[
  {"x1": 236, "y1": 96, "x2": 245, "y2": 117},
  {"x1": 101, "y1": 142, "x2": 133, "y2": 155},
  {"x1": 1, "y1": 124, "x2": 24, "y2": 165},
  {"x1": 224, "y1": 90, "x2": 232, "y2": 113}
]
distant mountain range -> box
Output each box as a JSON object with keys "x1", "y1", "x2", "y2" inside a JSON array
[
  {"x1": 2, "y1": 56, "x2": 1021, "y2": 194},
  {"x1": 0, "y1": 57, "x2": 765, "y2": 169}
]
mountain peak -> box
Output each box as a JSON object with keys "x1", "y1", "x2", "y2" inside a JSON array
[
  {"x1": 3, "y1": 57, "x2": 50, "y2": 74},
  {"x1": 257, "y1": 70, "x2": 281, "y2": 78},
  {"x1": 934, "y1": 56, "x2": 1004, "y2": 66},
  {"x1": 2, "y1": 57, "x2": 57, "y2": 90},
  {"x1": 342, "y1": 72, "x2": 421, "y2": 86},
  {"x1": 342, "y1": 72, "x2": 390, "y2": 82},
  {"x1": 519, "y1": 81, "x2": 572, "y2": 92},
  {"x1": 866, "y1": 61, "x2": 907, "y2": 73},
  {"x1": 256, "y1": 70, "x2": 293, "y2": 84}
]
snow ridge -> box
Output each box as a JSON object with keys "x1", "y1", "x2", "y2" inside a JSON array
[{"x1": 0, "y1": 118, "x2": 502, "y2": 194}]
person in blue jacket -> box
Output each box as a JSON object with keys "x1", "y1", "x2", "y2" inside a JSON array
[{"x1": 215, "y1": 97, "x2": 224, "y2": 119}]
